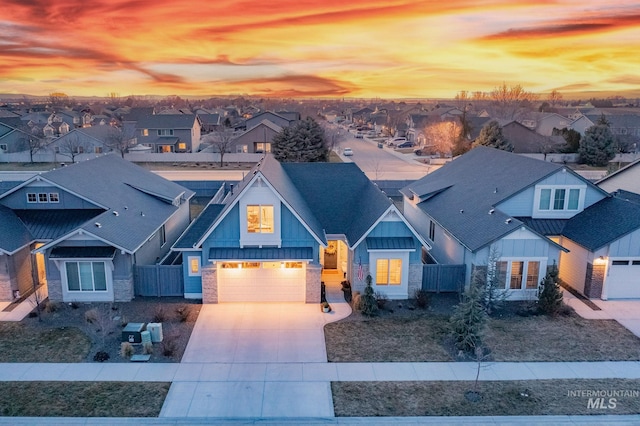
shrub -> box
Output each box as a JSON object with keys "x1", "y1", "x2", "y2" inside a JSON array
[
  {"x1": 93, "y1": 351, "x2": 110, "y2": 362},
  {"x1": 449, "y1": 282, "x2": 487, "y2": 354},
  {"x1": 375, "y1": 292, "x2": 389, "y2": 309},
  {"x1": 143, "y1": 342, "x2": 154, "y2": 355},
  {"x1": 44, "y1": 300, "x2": 59, "y2": 313},
  {"x1": 537, "y1": 264, "x2": 563, "y2": 315},
  {"x1": 356, "y1": 275, "x2": 378, "y2": 317},
  {"x1": 69, "y1": 301, "x2": 79, "y2": 309},
  {"x1": 414, "y1": 289, "x2": 430, "y2": 309},
  {"x1": 176, "y1": 306, "x2": 190, "y2": 323},
  {"x1": 152, "y1": 305, "x2": 167, "y2": 323},
  {"x1": 120, "y1": 342, "x2": 134, "y2": 358},
  {"x1": 161, "y1": 331, "x2": 179, "y2": 357},
  {"x1": 84, "y1": 308, "x2": 98, "y2": 324}
]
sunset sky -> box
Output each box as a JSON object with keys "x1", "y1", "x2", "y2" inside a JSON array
[{"x1": 1, "y1": 0, "x2": 639, "y2": 99}]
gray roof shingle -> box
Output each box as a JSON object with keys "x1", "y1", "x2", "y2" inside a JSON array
[
  {"x1": 135, "y1": 114, "x2": 197, "y2": 129},
  {"x1": 0, "y1": 205, "x2": 32, "y2": 254},
  {"x1": 173, "y1": 203, "x2": 225, "y2": 249},
  {"x1": 402, "y1": 147, "x2": 563, "y2": 251}
]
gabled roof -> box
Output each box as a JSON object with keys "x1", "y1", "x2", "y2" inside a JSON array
[
  {"x1": 402, "y1": 147, "x2": 565, "y2": 251},
  {"x1": 135, "y1": 114, "x2": 198, "y2": 129},
  {"x1": 0, "y1": 205, "x2": 33, "y2": 254},
  {"x1": 1, "y1": 155, "x2": 194, "y2": 253},
  {"x1": 15, "y1": 209, "x2": 103, "y2": 240},
  {"x1": 244, "y1": 119, "x2": 282, "y2": 135},
  {"x1": 562, "y1": 195, "x2": 640, "y2": 251},
  {"x1": 173, "y1": 203, "x2": 225, "y2": 250}
]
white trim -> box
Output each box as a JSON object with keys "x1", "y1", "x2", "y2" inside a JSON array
[
  {"x1": 194, "y1": 170, "x2": 326, "y2": 249},
  {"x1": 33, "y1": 229, "x2": 132, "y2": 254},
  {"x1": 350, "y1": 205, "x2": 431, "y2": 251},
  {"x1": 184, "y1": 292, "x2": 203, "y2": 299},
  {"x1": 532, "y1": 184, "x2": 586, "y2": 218},
  {"x1": 0, "y1": 175, "x2": 107, "y2": 209},
  {"x1": 187, "y1": 256, "x2": 201, "y2": 277}
]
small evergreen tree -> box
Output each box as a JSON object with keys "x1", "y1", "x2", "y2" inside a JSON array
[
  {"x1": 481, "y1": 247, "x2": 508, "y2": 315},
  {"x1": 537, "y1": 263, "x2": 563, "y2": 315},
  {"x1": 357, "y1": 274, "x2": 378, "y2": 317},
  {"x1": 272, "y1": 117, "x2": 328, "y2": 162},
  {"x1": 450, "y1": 279, "x2": 487, "y2": 353},
  {"x1": 553, "y1": 127, "x2": 581, "y2": 153},
  {"x1": 579, "y1": 115, "x2": 616, "y2": 166},
  {"x1": 473, "y1": 120, "x2": 513, "y2": 152}
]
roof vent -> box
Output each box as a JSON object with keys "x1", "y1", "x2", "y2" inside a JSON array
[
  {"x1": 489, "y1": 209, "x2": 495, "y2": 214},
  {"x1": 124, "y1": 206, "x2": 128, "y2": 210},
  {"x1": 460, "y1": 209, "x2": 464, "y2": 214},
  {"x1": 112, "y1": 211, "x2": 119, "y2": 216},
  {"x1": 494, "y1": 187, "x2": 498, "y2": 193},
  {"x1": 505, "y1": 218, "x2": 512, "y2": 224},
  {"x1": 140, "y1": 211, "x2": 145, "y2": 217},
  {"x1": 95, "y1": 222, "x2": 102, "y2": 228}
]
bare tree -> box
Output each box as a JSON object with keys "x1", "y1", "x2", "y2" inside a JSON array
[
  {"x1": 209, "y1": 129, "x2": 236, "y2": 166},
  {"x1": 105, "y1": 127, "x2": 135, "y2": 158},
  {"x1": 489, "y1": 83, "x2": 539, "y2": 121},
  {"x1": 324, "y1": 126, "x2": 344, "y2": 153},
  {"x1": 57, "y1": 136, "x2": 88, "y2": 163},
  {"x1": 423, "y1": 120, "x2": 460, "y2": 157},
  {"x1": 17, "y1": 125, "x2": 45, "y2": 162},
  {"x1": 548, "y1": 89, "x2": 563, "y2": 107}
]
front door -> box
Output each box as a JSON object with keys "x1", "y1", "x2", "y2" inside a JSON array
[{"x1": 324, "y1": 241, "x2": 338, "y2": 269}]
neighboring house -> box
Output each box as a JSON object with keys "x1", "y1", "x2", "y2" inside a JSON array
[
  {"x1": 173, "y1": 155, "x2": 429, "y2": 302},
  {"x1": 135, "y1": 114, "x2": 202, "y2": 153},
  {"x1": 230, "y1": 120, "x2": 282, "y2": 153},
  {"x1": 500, "y1": 121, "x2": 565, "y2": 154},
  {"x1": 244, "y1": 111, "x2": 295, "y2": 130},
  {"x1": 558, "y1": 190, "x2": 640, "y2": 299},
  {"x1": 401, "y1": 147, "x2": 608, "y2": 300},
  {"x1": 46, "y1": 126, "x2": 118, "y2": 157},
  {"x1": 0, "y1": 155, "x2": 194, "y2": 302},
  {"x1": 0, "y1": 120, "x2": 43, "y2": 153},
  {"x1": 597, "y1": 157, "x2": 640, "y2": 194},
  {"x1": 518, "y1": 112, "x2": 572, "y2": 136},
  {"x1": 198, "y1": 113, "x2": 221, "y2": 133}
]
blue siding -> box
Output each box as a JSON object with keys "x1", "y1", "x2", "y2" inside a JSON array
[
  {"x1": 498, "y1": 186, "x2": 534, "y2": 216},
  {"x1": 355, "y1": 220, "x2": 423, "y2": 263},
  {"x1": 203, "y1": 204, "x2": 240, "y2": 249},
  {"x1": 280, "y1": 204, "x2": 319, "y2": 261},
  {"x1": 183, "y1": 251, "x2": 203, "y2": 294},
  {"x1": 610, "y1": 228, "x2": 640, "y2": 257},
  {"x1": 0, "y1": 185, "x2": 98, "y2": 210}
]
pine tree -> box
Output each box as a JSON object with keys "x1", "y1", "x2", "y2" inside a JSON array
[
  {"x1": 272, "y1": 117, "x2": 328, "y2": 162},
  {"x1": 579, "y1": 115, "x2": 616, "y2": 166},
  {"x1": 450, "y1": 279, "x2": 487, "y2": 353},
  {"x1": 473, "y1": 120, "x2": 513, "y2": 152},
  {"x1": 357, "y1": 274, "x2": 379, "y2": 317},
  {"x1": 537, "y1": 263, "x2": 563, "y2": 315}
]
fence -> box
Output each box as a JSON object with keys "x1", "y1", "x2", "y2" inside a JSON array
[
  {"x1": 422, "y1": 264, "x2": 465, "y2": 293},
  {"x1": 134, "y1": 265, "x2": 184, "y2": 297}
]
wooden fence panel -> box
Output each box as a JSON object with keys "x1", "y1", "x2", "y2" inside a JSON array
[
  {"x1": 422, "y1": 264, "x2": 465, "y2": 293},
  {"x1": 134, "y1": 265, "x2": 184, "y2": 297}
]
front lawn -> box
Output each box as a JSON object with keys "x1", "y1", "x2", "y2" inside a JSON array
[
  {"x1": 0, "y1": 382, "x2": 169, "y2": 417},
  {"x1": 324, "y1": 297, "x2": 640, "y2": 362},
  {"x1": 332, "y1": 379, "x2": 640, "y2": 416},
  {"x1": 0, "y1": 323, "x2": 90, "y2": 363}
]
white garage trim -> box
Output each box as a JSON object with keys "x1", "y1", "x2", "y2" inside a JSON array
[
  {"x1": 217, "y1": 261, "x2": 306, "y2": 302},
  {"x1": 605, "y1": 258, "x2": 640, "y2": 299}
]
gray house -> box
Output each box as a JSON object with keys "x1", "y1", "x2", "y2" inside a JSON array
[
  {"x1": 0, "y1": 155, "x2": 193, "y2": 302},
  {"x1": 231, "y1": 120, "x2": 282, "y2": 153},
  {"x1": 244, "y1": 112, "x2": 296, "y2": 130},
  {"x1": 135, "y1": 114, "x2": 202, "y2": 153}
]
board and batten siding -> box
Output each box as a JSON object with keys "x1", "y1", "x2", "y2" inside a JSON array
[
  {"x1": 609, "y1": 227, "x2": 640, "y2": 257},
  {"x1": 0, "y1": 185, "x2": 98, "y2": 210},
  {"x1": 557, "y1": 237, "x2": 590, "y2": 294},
  {"x1": 280, "y1": 204, "x2": 319, "y2": 261},
  {"x1": 497, "y1": 170, "x2": 606, "y2": 217}
]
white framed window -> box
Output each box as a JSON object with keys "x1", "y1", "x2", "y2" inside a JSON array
[
  {"x1": 38, "y1": 193, "x2": 48, "y2": 203},
  {"x1": 534, "y1": 185, "x2": 585, "y2": 218},
  {"x1": 495, "y1": 259, "x2": 544, "y2": 290},
  {"x1": 27, "y1": 193, "x2": 37, "y2": 203},
  {"x1": 158, "y1": 129, "x2": 174, "y2": 136},
  {"x1": 375, "y1": 258, "x2": 402, "y2": 285},
  {"x1": 65, "y1": 261, "x2": 108, "y2": 292},
  {"x1": 188, "y1": 256, "x2": 201, "y2": 276},
  {"x1": 49, "y1": 193, "x2": 59, "y2": 203},
  {"x1": 247, "y1": 205, "x2": 274, "y2": 233},
  {"x1": 0, "y1": 144, "x2": 7, "y2": 151}
]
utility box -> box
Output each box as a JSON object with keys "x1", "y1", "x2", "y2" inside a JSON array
[
  {"x1": 147, "y1": 322, "x2": 163, "y2": 342},
  {"x1": 122, "y1": 322, "x2": 145, "y2": 344},
  {"x1": 140, "y1": 330, "x2": 152, "y2": 346}
]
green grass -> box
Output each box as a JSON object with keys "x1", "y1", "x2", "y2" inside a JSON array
[
  {"x1": 0, "y1": 323, "x2": 91, "y2": 362},
  {"x1": 0, "y1": 382, "x2": 169, "y2": 417},
  {"x1": 332, "y1": 379, "x2": 640, "y2": 416}
]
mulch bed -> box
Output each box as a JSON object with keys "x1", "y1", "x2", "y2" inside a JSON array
[{"x1": 16, "y1": 297, "x2": 200, "y2": 363}]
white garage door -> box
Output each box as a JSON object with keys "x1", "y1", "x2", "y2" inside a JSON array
[
  {"x1": 218, "y1": 262, "x2": 306, "y2": 302},
  {"x1": 607, "y1": 259, "x2": 640, "y2": 299}
]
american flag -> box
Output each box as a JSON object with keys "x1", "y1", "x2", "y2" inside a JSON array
[{"x1": 357, "y1": 256, "x2": 364, "y2": 281}]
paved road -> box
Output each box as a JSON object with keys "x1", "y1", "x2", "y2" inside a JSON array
[{"x1": 329, "y1": 124, "x2": 432, "y2": 181}]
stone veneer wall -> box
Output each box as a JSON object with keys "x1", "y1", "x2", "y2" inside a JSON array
[
  {"x1": 47, "y1": 279, "x2": 63, "y2": 302},
  {"x1": 408, "y1": 263, "x2": 423, "y2": 297},
  {"x1": 0, "y1": 255, "x2": 14, "y2": 301},
  {"x1": 350, "y1": 263, "x2": 370, "y2": 295},
  {"x1": 584, "y1": 262, "x2": 605, "y2": 299},
  {"x1": 114, "y1": 276, "x2": 134, "y2": 302},
  {"x1": 306, "y1": 262, "x2": 322, "y2": 303},
  {"x1": 202, "y1": 264, "x2": 218, "y2": 303}
]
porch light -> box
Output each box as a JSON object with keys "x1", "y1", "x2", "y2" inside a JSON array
[{"x1": 594, "y1": 256, "x2": 607, "y2": 265}]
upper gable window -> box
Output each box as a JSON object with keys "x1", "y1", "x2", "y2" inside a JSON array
[
  {"x1": 27, "y1": 193, "x2": 37, "y2": 203},
  {"x1": 38, "y1": 193, "x2": 48, "y2": 203},
  {"x1": 534, "y1": 185, "x2": 585, "y2": 218},
  {"x1": 49, "y1": 193, "x2": 59, "y2": 203},
  {"x1": 247, "y1": 205, "x2": 274, "y2": 233}
]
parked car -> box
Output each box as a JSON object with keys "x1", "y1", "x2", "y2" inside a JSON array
[
  {"x1": 343, "y1": 147, "x2": 353, "y2": 156},
  {"x1": 396, "y1": 141, "x2": 415, "y2": 149},
  {"x1": 387, "y1": 137, "x2": 407, "y2": 146}
]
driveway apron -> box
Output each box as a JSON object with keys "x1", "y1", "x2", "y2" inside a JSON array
[{"x1": 161, "y1": 301, "x2": 351, "y2": 418}]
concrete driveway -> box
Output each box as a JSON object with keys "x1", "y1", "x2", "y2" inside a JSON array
[{"x1": 161, "y1": 301, "x2": 351, "y2": 418}]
